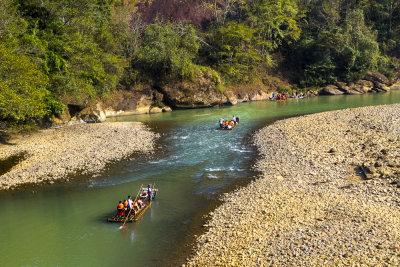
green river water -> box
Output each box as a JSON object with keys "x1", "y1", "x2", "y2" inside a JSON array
[{"x1": 0, "y1": 91, "x2": 399, "y2": 266}]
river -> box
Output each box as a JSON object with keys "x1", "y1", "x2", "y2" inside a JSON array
[{"x1": 0, "y1": 91, "x2": 399, "y2": 266}]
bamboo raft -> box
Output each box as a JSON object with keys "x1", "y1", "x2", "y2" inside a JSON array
[
  {"x1": 219, "y1": 122, "x2": 239, "y2": 130},
  {"x1": 107, "y1": 187, "x2": 158, "y2": 223}
]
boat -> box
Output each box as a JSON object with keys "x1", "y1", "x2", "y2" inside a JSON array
[{"x1": 107, "y1": 186, "x2": 158, "y2": 223}]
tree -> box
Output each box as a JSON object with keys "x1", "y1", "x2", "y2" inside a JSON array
[
  {"x1": 245, "y1": 0, "x2": 301, "y2": 52},
  {"x1": 213, "y1": 21, "x2": 262, "y2": 83},
  {"x1": 0, "y1": 45, "x2": 50, "y2": 122},
  {"x1": 136, "y1": 23, "x2": 199, "y2": 82}
]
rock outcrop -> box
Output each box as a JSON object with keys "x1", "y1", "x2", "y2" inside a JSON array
[
  {"x1": 103, "y1": 86, "x2": 172, "y2": 116},
  {"x1": 320, "y1": 72, "x2": 392, "y2": 95},
  {"x1": 224, "y1": 85, "x2": 272, "y2": 105},
  {"x1": 159, "y1": 72, "x2": 228, "y2": 108},
  {"x1": 320, "y1": 85, "x2": 345, "y2": 95},
  {"x1": 79, "y1": 103, "x2": 107, "y2": 123}
]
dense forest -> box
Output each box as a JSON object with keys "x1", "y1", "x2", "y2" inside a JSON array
[{"x1": 1, "y1": 0, "x2": 399, "y2": 132}]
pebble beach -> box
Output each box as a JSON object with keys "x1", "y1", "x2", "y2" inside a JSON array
[
  {"x1": 187, "y1": 104, "x2": 400, "y2": 266},
  {"x1": 0, "y1": 122, "x2": 159, "y2": 190}
]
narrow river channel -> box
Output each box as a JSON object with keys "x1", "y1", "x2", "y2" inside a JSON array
[{"x1": 0, "y1": 91, "x2": 399, "y2": 266}]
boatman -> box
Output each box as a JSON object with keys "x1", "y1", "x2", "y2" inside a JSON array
[{"x1": 147, "y1": 184, "x2": 152, "y2": 201}]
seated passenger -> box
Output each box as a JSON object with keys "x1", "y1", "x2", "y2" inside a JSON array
[
  {"x1": 117, "y1": 201, "x2": 125, "y2": 217},
  {"x1": 134, "y1": 201, "x2": 139, "y2": 211},
  {"x1": 138, "y1": 199, "x2": 144, "y2": 208},
  {"x1": 123, "y1": 199, "x2": 128, "y2": 213}
]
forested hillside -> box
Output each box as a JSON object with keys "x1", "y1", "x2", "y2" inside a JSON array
[{"x1": 1, "y1": 0, "x2": 399, "y2": 133}]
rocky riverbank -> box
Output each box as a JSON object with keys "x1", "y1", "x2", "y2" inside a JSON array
[
  {"x1": 187, "y1": 104, "x2": 400, "y2": 266},
  {"x1": 0, "y1": 122, "x2": 159, "y2": 190}
]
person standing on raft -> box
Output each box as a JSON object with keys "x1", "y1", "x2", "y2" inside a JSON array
[
  {"x1": 127, "y1": 196, "x2": 133, "y2": 211},
  {"x1": 219, "y1": 118, "x2": 224, "y2": 128},
  {"x1": 147, "y1": 184, "x2": 152, "y2": 201}
]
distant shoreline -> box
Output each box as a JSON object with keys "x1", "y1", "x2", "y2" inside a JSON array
[
  {"x1": 0, "y1": 122, "x2": 159, "y2": 190},
  {"x1": 187, "y1": 103, "x2": 400, "y2": 266}
]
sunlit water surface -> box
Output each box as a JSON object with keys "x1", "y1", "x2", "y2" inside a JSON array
[{"x1": 0, "y1": 91, "x2": 399, "y2": 266}]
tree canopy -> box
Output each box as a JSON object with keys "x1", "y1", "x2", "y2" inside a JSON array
[{"x1": 0, "y1": 0, "x2": 399, "y2": 129}]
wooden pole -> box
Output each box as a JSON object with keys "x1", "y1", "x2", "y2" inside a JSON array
[{"x1": 121, "y1": 184, "x2": 143, "y2": 228}]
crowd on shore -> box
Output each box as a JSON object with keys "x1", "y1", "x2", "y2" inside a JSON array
[
  {"x1": 0, "y1": 122, "x2": 159, "y2": 190},
  {"x1": 186, "y1": 104, "x2": 400, "y2": 266}
]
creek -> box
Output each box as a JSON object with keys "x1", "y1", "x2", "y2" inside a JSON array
[{"x1": 0, "y1": 91, "x2": 399, "y2": 266}]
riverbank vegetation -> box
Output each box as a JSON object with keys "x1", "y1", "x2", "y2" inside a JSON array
[{"x1": 1, "y1": 0, "x2": 399, "y2": 133}]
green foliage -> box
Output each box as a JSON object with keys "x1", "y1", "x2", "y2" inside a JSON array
[
  {"x1": 0, "y1": 45, "x2": 49, "y2": 122},
  {"x1": 196, "y1": 65, "x2": 221, "y2": 85},
  {"x1": 245, "y1": 0, "x2": 301, "y2": 50},
  {"x1": 290, "y1": 3, "x2": 385, "y2": 87},
  {"x1": 135, "y1": 23, "x2": 199, "y2": 82},
  {"x1": 211, "y1": 21, "x2": 262, "y2": 83},
  {"x1": 1, "y1": 0, "x2": 400, "y2": 132}
]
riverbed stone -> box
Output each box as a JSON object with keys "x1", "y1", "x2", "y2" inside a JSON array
[
  {"x1": 0, "y1": 122, "x2": 159, "y2": 190},
  {"x1": 187, "y1": 103, "x2": 400, "y2": 266}
]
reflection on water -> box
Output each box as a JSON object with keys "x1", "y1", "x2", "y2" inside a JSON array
[{"x1": 0, "y1": 91, "x2": 399, "y2": 266}]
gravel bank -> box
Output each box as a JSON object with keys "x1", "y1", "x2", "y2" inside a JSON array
[
  {"x1": 187, "y1": 104, "x2": 400, "y2": 266},
  {"x1": 0, "y1": 122, "x2": 159, "y2": 190}
]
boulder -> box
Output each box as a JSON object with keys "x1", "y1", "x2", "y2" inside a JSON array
[
  {"x1": 79, "y1": 103, "x2": 106, "y2": 123},
  {"x1": 149, "y1": 106, "x2": 163, "y2": 113},
  {"x1": 159, "y1": 72, "x2": 228, "y2": 108},
  {"x1": 162, "y1": 106, "x2": 172, "y2": 112},
  {"x1": 224, "y1": 90, "x2": 239, "y2": 105},
  {"x1": 336, "y1": 82, "x2": 351, "y2": 92},
  {"x1": 363, "y1": 72, "x2": 389, "y2": 85},
  {"x1": 320, "y1": 85, "x2": 344, "y2": 95},
  {"x1": 103, "y1": 87, "x2": 154, "y2": 116},
  {"x1": 373, "y1": 82, "x2": 390, "y2": 92},
  {"x1": 336, "y1": 82, "x2": 362, "y2": 95},
  {"x1": 224, "y1": 85, "x2": 273, "y2": 105},
  {"x1": 354, "y1": 80, "x2": 374, "y2": 93},
  {"x1": 248, "y1": 89, "x2": 271, "y2": 101}
]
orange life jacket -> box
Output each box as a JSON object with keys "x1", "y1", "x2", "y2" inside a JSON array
[
  {"x1": 123, "y1": 200, "x2": 128, "y2": 207},
  {"x1": 117, "y1": 203, "x2": 124, "y2": 209}
]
